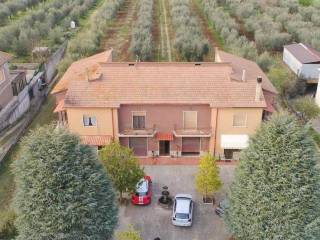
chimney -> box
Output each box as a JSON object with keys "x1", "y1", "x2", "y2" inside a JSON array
[
  {"x1": 255, "y1": 76, "x2": 263, "y2": 101},
  {"x1": 214, "y1": 47, "x2": 220, "y2": 62},
  {"x1": 315, "y1": 69, "x2": 320, "y2": 107},
  {"x1": 241, "y1": 69, "x2": 246, "y2": 81}
]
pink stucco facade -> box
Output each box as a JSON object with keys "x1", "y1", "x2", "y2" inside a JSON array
[{"x1": 118, "y1": 104, "x2": 212, "y2": 157}]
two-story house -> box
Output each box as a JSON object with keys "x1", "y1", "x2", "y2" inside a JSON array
[{"x1": 52, "y1": 49, "x2": 277, "y2": 160}]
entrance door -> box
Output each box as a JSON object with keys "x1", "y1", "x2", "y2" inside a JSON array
[{"x1": 159, "y1": 141, "x2": 170, "y2": 156}]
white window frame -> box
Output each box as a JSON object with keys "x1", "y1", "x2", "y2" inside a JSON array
[
  {"x1": 83, "y1": 115, "x2": 97, "y2": 127},
  {"x1": 232, "y1": 113, "x2": 248, "y2": 127},
  {"x1": 132, "y1": 111, "x2": 146, "y2": 129},
  {"x1": 183, "y1": 111, "x2": 198, "y2": 130}
]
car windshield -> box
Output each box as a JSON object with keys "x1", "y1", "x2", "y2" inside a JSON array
[
  {"x1": 175, "y1": 213, "x2": 189, "y2": 219},
  {"x1": 135, "y1": 178, "x2": 148, "y2": 196}
]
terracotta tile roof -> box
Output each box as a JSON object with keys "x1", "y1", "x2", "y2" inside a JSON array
[
  {"x1": 284, "y1": 43, "x2": 320, "y2": 64},
  {"x1": 63, "y1": 61, "x2": 267, "y2": 108},
  {"x1": 216, "y1": 49, "x2": 277, "y2": 94},
  {"x1": 156, "y1": 132, "x2": 174, "y2": 141},
  {"x1": 51, "y1": 50, "x2": 112, "y2": 94},
  {"x1": 53, "y1": 100, "x2": 65, "y2": 113},
  {"x1": 0, "y1": 51, "x2": 12, "y2": 66},
  {"x1": 80, "y1": 135, "x2": 112, "y2": 146}
]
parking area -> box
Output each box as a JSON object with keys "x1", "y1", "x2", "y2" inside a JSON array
[{"x1": 117, "y1": 165, "x2": 235, "y2": 240}]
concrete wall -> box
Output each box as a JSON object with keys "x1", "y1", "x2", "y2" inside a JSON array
[
  {"x1": 44, "y1": 42, "x2": 67, "y2": 83},
  {"x1": 301, "y1": 63, "x2": 320, "y2": 80},
  {"x1": 283, "y1": 48, "x2": 303, "y2": 76},
  {"x1": 67, "y1": 107, "x2": 118, "y2": 138},
  {"x1": 0, "y1": 63, "x2": 14, "y2": 109},
  {"x1": 118, "y1": 104, "x2": 211, "y2": 132},
  {"x1": 214, "y1": 107, "x2": 263, "y2": 157}
]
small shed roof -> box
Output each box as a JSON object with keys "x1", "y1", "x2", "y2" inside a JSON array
[{"x1": 284, "y1": 43, "x2": 320, "y2": 64}]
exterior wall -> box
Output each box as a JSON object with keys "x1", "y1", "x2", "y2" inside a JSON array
[
  {"x1": 301, "y1": 63, "x2": 320, "y2": 80},
  {"x1": 118, "y1": 104, "x2": 211, "y2": 132},
  {"x1": 214, "y1": 107, "x2": 263, "y2": 157},
  {"x1": 283, "y1": 48, "x2": 303, "y2": 76},
  {"x1": 0, "y1": 63, "x2": 14, "y2": 109},
  {"x1": 66, "y1": 107, "x2": 118, "y2": 137}
]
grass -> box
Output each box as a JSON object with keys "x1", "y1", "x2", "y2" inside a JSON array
[{"x1": 0, "y1": 95, "x2": 56, "y2": 213}]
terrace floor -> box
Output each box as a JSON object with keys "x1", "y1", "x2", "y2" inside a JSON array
[{"x1": 139, "y1": 157, "x2": 238, "y2": 166}]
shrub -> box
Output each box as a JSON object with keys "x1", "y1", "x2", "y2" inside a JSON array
[
  {"x1": 226, "y1": 112, "x2": 320, "y2": 239},
  {"x1": 0, "y1": 209, "x2": 17, "y2": 239},
  {"x1": 13, "y1": 126, "x2": 118, "y2": 239},
  {"x1": 116, "y1": 225, "x2": 142, "y2": 240},
  {"x1": 170, "y1": 0, "x2": 209, "y2": 61},
  {"x1": 195, "y1": 153, "x2": 222, "y2": 200},
  {"x1": 130, "y1": 0, "x2": 154, "y2": 60},
  {"x1": 257, "y1": 51, "x2": 275, "y2": 72},
  {"x1": 99, "y1": 142, "x2": 145, "y2": 202},
  {"x1": 0, "y1": 0, "x2": 99, "y2": 55},
  {"x1": 59, "y1": 0, "x2": 125, "y2": 72},
  {"x1": 292, "y1": 96, "x2": 320, "y2": 121}
]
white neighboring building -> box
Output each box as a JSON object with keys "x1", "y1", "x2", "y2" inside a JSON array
[{"x1": 283, "y1": 43, "x2": 320, "y2": 82}]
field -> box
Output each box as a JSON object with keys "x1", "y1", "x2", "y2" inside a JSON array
[{"x1": 1, "y1": 0, "x2": 320, "y2": 237}]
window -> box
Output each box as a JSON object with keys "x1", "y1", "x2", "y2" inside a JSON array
[
  {"x1": 132, "y1": 111, "x2": 145, "y2": 129},
  {"x1": 183, "y1": 111, "x2": 197, "y2": 130},
  {"x1": 233, "y1": 113, "x2": 247, "y2": 127},
  {"x1": 83, "y1": 115, "x2": 97, "y2": 126}
]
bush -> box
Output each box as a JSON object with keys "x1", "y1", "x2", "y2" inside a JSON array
[
  {"x1": 257, "y1": 51, "x2": 275, "y2": 72},
  {"x1": 13, "y1": 126, "x2": 118, "y2": 239},
  {"x1": 130, "y1": 0, "x2": 154, "y2": 60},
  {"x1": 170, "y1": 0, "x2": 209, "y2": 61},
  {"x1": 0, "y1": 210, "x2": 17, "y2": 239},
  {"x1": 226, "y1": 112, "x2": 320, "y2": 239},
  {"x1": 292, "y1": 96, "x2": 320, "y2": 121},
  {"x1": 116, "y1": 225, "x2": 142, "y2": 240},
  {"x1": 0, "y1": 0, "x2": 99, "y2": 55},
  {"x1": 59, "y1": 0, "x2": 125, "y2": 72}
]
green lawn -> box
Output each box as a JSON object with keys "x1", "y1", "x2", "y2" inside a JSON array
[{"x1": 0, "y1": 95, "x2": 56, "y2": 213}]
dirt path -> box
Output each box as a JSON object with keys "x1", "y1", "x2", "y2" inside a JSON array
[
  {"x1": 190, "y1": 0, "x2": 220, "y2": 61},
  {"x1": 159, "y1": 0, "x2": 172, "y2": 61},
  {"x1": 102, "y1": 0, "x2": 138, "y2": 61}
]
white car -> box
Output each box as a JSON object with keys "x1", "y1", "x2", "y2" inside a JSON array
[{"x1": 172, "y1": 194, "x2": 193, "y2": 227}]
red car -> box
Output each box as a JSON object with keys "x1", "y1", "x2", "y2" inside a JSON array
[{"x1": 132, "y1": 176, "x2": 152, "y2": 205}]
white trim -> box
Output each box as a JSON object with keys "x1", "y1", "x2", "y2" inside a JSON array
[
  {"x1": 173, "y1": 130, "x2": 211, "y2": 137},
  {"x1": 183, "y1": 111, "x2": 198, "y2": 130}
]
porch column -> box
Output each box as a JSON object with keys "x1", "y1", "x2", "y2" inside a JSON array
[{"x1": 209, "y1": 108, "x2": 218, "y2": 154}]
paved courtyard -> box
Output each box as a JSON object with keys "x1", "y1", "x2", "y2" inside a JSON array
[{"x1": 117, "y1": 165, "x2": 236, "y2": 240}]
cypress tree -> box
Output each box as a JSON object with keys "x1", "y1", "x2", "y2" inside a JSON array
[
  {"x1": 225, "y1": 113, "x2": 320, "y2": 240},
  {"x1": 13, "y1": 126, "x2": 118, "y2": 240}
]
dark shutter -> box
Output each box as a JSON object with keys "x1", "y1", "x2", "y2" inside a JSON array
[
  {"x1": 129, "y1": 137, "x2": 147, "y2": 156},
  {"x1": 182, "y1": 138, "x2": 200, "y2": 153}
]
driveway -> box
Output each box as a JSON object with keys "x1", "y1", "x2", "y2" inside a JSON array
[{"x1": 117, "y1": 165, "x2": 236, "y2": 240}]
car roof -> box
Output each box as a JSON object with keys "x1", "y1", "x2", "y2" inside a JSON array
[
  {"x1": 136, "y1": 178, "x2": 148, "y2": 193},
  {"x1": 176, "y1": 198, "x2": 191, "y2": 214}
]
